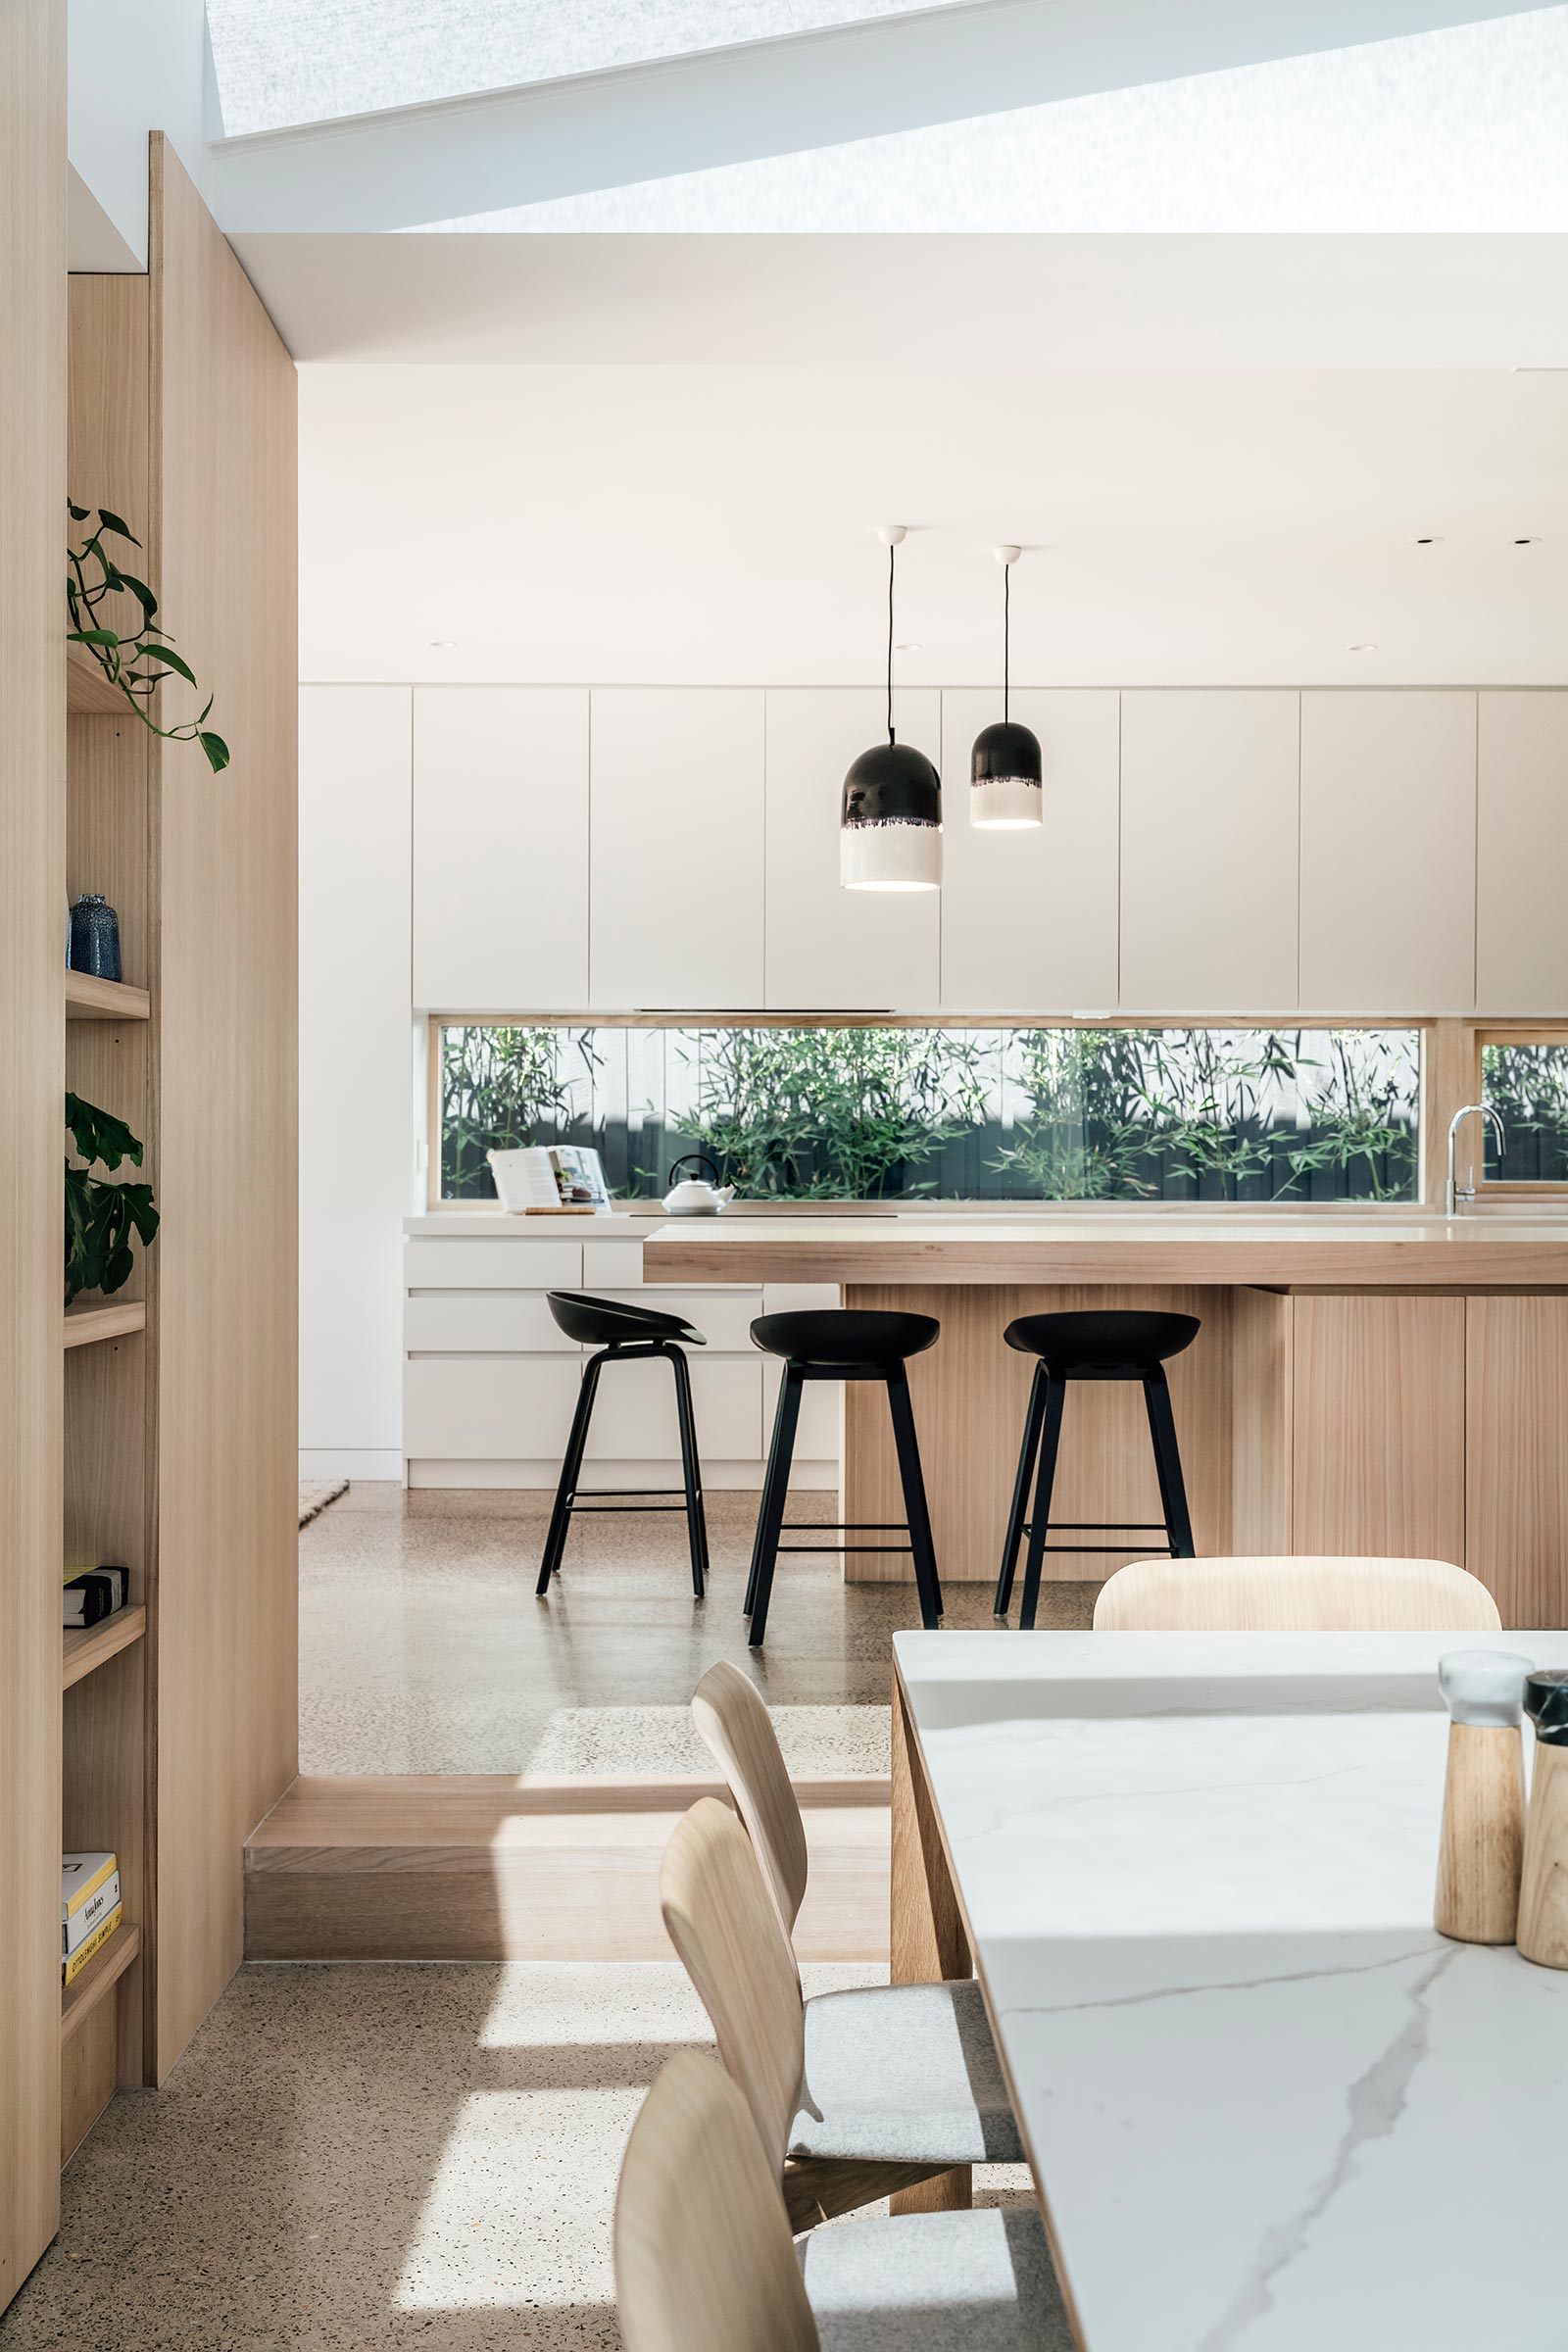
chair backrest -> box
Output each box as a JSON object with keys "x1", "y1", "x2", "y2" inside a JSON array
[
  {"x1": 692, "y1": 1661, "x2": 809, "y2": 1937},
  {"x1": 661, "y1": 1798, "x2": 806, "y2": 2178},
  {"x1": 615, "y1": 2051, "x2": 819, "y2": 2352},
  {"x1": 1093, "y1": 1554, "x2": 1501, "y2": 1633}
]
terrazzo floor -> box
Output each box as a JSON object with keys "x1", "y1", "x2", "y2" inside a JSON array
[
  {"x1": 301, "y1": 1484, "x2": 1100, "y2": 1776},
  {"x1": 2, "y1": 1962, "x2": 1031, "y2": 2352}
]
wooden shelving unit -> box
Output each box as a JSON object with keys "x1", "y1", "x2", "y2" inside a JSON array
[
  {"x1": 60, "y1": 1923, "x2": 140, "y2": 2043},
  {"x1": 66, "y1": 640, "x2": 125, "y2": 716},
  {"x1": 63, "y1": 1298, "x2": 146, "y2": 1349},
  {"x1": 63, "y1": 1604, "x2": 146, "y2": 1693},
  {"x1": 66, "y1": 970, "x2": 150, "y2": 1021}
]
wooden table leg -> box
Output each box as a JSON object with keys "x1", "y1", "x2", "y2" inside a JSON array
[{"x1": 890, "y1": 1666, "x2": 972, "y2": 2214}]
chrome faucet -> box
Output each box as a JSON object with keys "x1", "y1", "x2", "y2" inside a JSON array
[{"x1": 1446, "y1": 1102, "x2": 1504, "y2": 1217}]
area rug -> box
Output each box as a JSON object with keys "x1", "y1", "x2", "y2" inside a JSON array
[{"x1": 298, "y1": 1478, "x2": 349, "y2": 1530}]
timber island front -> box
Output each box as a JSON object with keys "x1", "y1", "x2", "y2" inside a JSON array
[{"x1": 643, "y1": 1212, "x2": 1568, "y2": 1625}]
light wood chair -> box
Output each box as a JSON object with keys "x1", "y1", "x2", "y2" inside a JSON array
[
  {"x1": 1092, "y1": 1553, "x2": 1502, "y2": 1632},
  {"x1": 616, "y1": 2051, "x2": 1073, "y2": 2352},
  {"x1": 661, "y1": 1797, "x2": 1022, "y2": 2230}
]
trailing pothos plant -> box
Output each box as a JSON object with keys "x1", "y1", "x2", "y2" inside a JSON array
[
  {"x1": 65, "y1": 1094, "x2": 160, "y2": 1307},
  {"x1": 67, "y1": 501, "x2": 229, "y2": 772}
]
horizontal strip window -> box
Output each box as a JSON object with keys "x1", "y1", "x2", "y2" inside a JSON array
[
  {"x1": 1478, "y1": 1027, "x2": 1568, "y2": 1195},
  {"x1": 434, "y1": 1018, "x2": 1422, "y2": 1210}
]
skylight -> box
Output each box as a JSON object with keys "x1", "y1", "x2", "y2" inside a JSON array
[{"x1": 204, "y1": 0, "x2": 974, "y2": 138}]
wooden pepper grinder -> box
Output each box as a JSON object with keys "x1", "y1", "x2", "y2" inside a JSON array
[
  {"x1": 1435, "y1": 1648, "x2": 1533, "y2": 1944},
  {"x1": 1519, "y1": 1667, "x2": 1568, "y2": 1970}
]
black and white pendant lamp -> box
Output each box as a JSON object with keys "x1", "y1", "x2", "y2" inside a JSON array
[
  {"x1": 840, "y1": 524, "x2": 943, "y2": 892},
  {"x1": 970, "y1": 544, "x2": 1042, "y2": 830}
]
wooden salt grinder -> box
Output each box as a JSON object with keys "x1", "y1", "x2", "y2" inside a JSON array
[
  {"x1": 1435, "y1": 1648, "x2": 1532, "y2": 1945},
  {"x1": 1519, "y1": 1666, "x2": 1568, "y2": 1970}
]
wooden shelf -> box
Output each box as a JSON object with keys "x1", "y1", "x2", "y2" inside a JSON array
[
  {"x1": 63, "y1": 1605, "x2": 146, "y2": 1693},
  {"x1": 66, "y1": 642, "x2": 127, "y2": 716},
  {"x1": 60, "y1": 1922, "x2": 140, "y2": 2046},
  {"x1": 66, "y1": 970, "x2": 150, "y2": 1021},
  {"x1": 63, "y1": 1298, "x2": 145, "y2": 1350}
]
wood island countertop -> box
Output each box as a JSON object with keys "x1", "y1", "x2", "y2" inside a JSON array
[{"x1": 642, "y1": 1209, "x2": 1568, "y2": 1289}]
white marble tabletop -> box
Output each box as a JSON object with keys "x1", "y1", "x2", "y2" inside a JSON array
[{"x1": 894, "y1": 1630, "x2": 1568, "y2": 2351}]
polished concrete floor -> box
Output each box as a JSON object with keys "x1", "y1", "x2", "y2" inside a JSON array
[
  {"x1": 301, "y1": 1485, "x2": 1100, "y2": 1776},
  {"x1": 3, "y1": 1962, "x2": 1029, "y2": 2352}
]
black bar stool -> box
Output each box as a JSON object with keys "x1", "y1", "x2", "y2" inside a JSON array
[
  {"x1": 536, "y1": 1292, "x2": 710, "y2": 1599},
  {"x1": 745, "y1": 1308, "x2": 943, "y2": 1649},
  {"x1": 995, "y1": 1309, "x2": 1200, "y2": 1631}
]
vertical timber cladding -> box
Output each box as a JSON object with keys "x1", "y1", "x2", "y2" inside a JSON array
[
  {"x1": 147, "y1": 137, "x2": 299, "y2": 2076},
  {"x1": 0, "y1": 0, "x2": 67, "y2": 2300}
]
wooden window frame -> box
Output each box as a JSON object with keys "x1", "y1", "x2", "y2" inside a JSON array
[{"x1": 1471, "y1": 1023, "x2": 1568, "y2": 1200}]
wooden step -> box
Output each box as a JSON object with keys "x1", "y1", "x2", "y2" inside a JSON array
[{"x1": 244, "y1": 1774, "x2": 891, "y2": 1964}]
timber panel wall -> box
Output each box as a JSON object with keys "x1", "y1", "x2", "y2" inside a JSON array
[
  {"x1": 147, "y1": 140, "x2": 299, "y2": 2072},
  {"x1": 0, "y1": 0, "x2": 66, "y2": 2298}
]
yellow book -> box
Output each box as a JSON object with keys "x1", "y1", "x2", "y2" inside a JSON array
[
  {"x1": 62, "y1": 1851, "x2": 117, "y2": 1922},
  {"x1": 63, "y1": 1904, "x2": 122, "y2": 1987}
]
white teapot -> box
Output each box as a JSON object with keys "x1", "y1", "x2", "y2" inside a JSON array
[{"x1": 662, "y1": 1154, "x2": 736, "y2": 1216}]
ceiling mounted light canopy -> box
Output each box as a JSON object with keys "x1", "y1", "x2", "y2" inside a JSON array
[
  {"x1": 840, "y1": 525, "x2": 942, "y2": 892},
  {"x1": 970, "y1": 545, "x2": 1042, "y2": 830}
]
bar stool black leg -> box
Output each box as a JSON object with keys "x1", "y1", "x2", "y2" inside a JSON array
[
  {"x1": 537, "y1": 1350, "x2": 606, "y2": 1592},
  {"x1": 886, "y1": 1364, "x2": 943, "y2": 1631},
  {"x1": 1143, "y1": 1367, "x2": 1196, "y2": 1557},
  {"x1": 667, "y1": 1345, "x2": 709, "y2": 1600},
  {"x1": 995, "y1": 1362, "x2": 1048, "y2": 1618},
  {"x1": 1017, "y1": 1376, "x2": 1066, "y2": 1632},
  {"x1": 747, "y1": 1365, "x2": 803, "y2": 1647}
]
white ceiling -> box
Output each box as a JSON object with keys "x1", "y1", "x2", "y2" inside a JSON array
[{"x1": 299, "y1": 359, "x2": 1568, "y2": 687}]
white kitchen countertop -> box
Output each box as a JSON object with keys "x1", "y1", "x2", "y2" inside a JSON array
[{"x1": 895, "y1": 1629, "x2": 1568, "y2": 2350}]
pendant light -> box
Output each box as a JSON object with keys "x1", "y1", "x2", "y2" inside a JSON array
[
  {"x1": 840, "y1": 524, "x2": 942, "y2": 891},
  {"x1": 970, "y1": 544, "x2": 1042, "y2": 829}
]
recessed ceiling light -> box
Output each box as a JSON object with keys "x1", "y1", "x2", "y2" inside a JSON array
[
  {"x1": 429, "y1": 638, "x2": 457, "y2": 649},
  {"x1": 1348, "y1": 642, "x2": 1379, "y2": 654},
  {"x1": 895, "y1": 641, "x2": 922, "y2": 652}
]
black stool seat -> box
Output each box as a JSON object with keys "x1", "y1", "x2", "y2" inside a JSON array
[
  {"x1": 1005, "y1": 1309, "x2": 1199, "y2": 1378},
  {"x1": 751, "y1": 1308, "x2": 939, "y2": 1369},
  {"x1": 547, "y1": 1291, "x2": 706, "y2": 1349},
  {"x1": 536, "y1": 1292, "x2": 709, "y2": 1601}
]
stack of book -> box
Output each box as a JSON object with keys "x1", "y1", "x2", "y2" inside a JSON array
[
  {"x1": 63, "y1": 1564, "x2": 127, "y2": 1630},
  {"x1": 63, "y1": 1852, "x2": 122, "y2": 1985}
]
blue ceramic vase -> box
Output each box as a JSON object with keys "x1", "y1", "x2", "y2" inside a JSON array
[{"x1": 69, "y1": 894, "x2": 122, "y2": 982}]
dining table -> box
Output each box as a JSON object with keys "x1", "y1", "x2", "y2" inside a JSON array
[{"x1": 890, "y1": 1627, "x2": 1568, "y2": 2350}]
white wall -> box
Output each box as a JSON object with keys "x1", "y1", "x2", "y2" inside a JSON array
[
  {"x1": 299, "y1": 688, "x2": 414, "y2": 1479},
  {"x1": 68, "y1": 0, "x2": 214, "y2": 269}
]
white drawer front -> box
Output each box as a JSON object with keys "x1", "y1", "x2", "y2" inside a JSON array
[
  {"x1": 405, "y1": 1293, "x2": 579, "y2": 1353},
  {"x1": 595, "y1": 1289, "x2": 761, "y2": 1353},
  {"x1": 760, "y1": 1357, "x2": 843, "y2": 1459},
  {"x1": 582, "y1": 1239, "x2": 645, "y2": 1286},
  {"x1": 405, "y1": 1237, "x2": 582, "y2": 1290},
  {"x1": 405, "y1": 1353, "x2": 763, "y2": 1461}
]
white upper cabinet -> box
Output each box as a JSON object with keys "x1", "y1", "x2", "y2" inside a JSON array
[
  {"x1": 764, "y1": 689, "x2": 941, "y2": 1010},
  {"x1": 1119, "y1": 691, "x2": 1299, "y2": 1011},
  {"x1": 939, "y1": 690, "x2": 1119, "y2": 1011},
  {"x1": 413, "y1": 688, "x2": 588, "y2": 1009},
  {"x1": 1477, "y1": 692, "x2": 1568, "y2": 1014},
  {"x1": 590, "y1": 689, "x2": 764, "y2": 1009},
  {"x1": 1299, "y1": 692, "x2": 1476, "y2": 1012}
]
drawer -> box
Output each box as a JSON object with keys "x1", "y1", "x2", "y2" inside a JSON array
[
  {"x1": 595, "y1": 1289, "x2": 761, "y2": 1354},
  {"x1": 583, "y1": 1239, "x2": 645, "y2": 1286},
  {"x1": 405, "y1": 1293, "x2": 579, "y2": 1353},
  {"x1": 404, "y1": 1353, "x2": 763, "y2": 1461},
  {"x1": 405, "y1": 1237, "x2": 581, "y2": 1290}
]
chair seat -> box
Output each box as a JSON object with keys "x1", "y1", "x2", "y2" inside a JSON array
[
  {"x1": 545, "y1": 1290, "x2": 705, "y2": 1348},
  {"x1": 799, "y1": 2205, "x2": 1073, "y2": 2352},
  {"x1": 790, "y1": 1980, "x2": 1023, "y2": 2168},
  {"x1": 751, "y1": 1307, "x2": 940, "y2": 1369},
  {"x1": 1004, "y1": 1307, "x2": 1199, "y2": 1376}
]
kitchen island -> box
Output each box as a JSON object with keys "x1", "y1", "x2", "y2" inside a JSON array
[{"x1": 644, "y1": 1211, "x2": 1568, "y2": 1621}]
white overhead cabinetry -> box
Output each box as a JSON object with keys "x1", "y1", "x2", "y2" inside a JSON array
[
  {"x1": 1299, "y1": 691, "x2": 1476, "y2": 1012},
  {"x1": 413, "y1": 687, "x2": 589, "y2": 1009},
  {"x1": 590, "y1": 688, "x2": 764, "y2": 1009},
  {"x1": 938, "y1": 689, "x2": 1119, "y2": 1011},
  {"x1": 764, "y1": 688, "x2": 940, "y2": 1010},
  {"x1": 1477, "y1": 691, "x2": 1568, "y2": 1015},
  {"x1": 1119, "y1": 690, "x2": 1300, "y2": 1013}
]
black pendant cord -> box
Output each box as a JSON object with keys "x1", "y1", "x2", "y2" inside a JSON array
[
  {"x1": 1003, "y1": 561, "x2": 1010, "y2": 725},
  {"x1": 886, "y1": 540, "x2": 896, "y2": 745}
]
